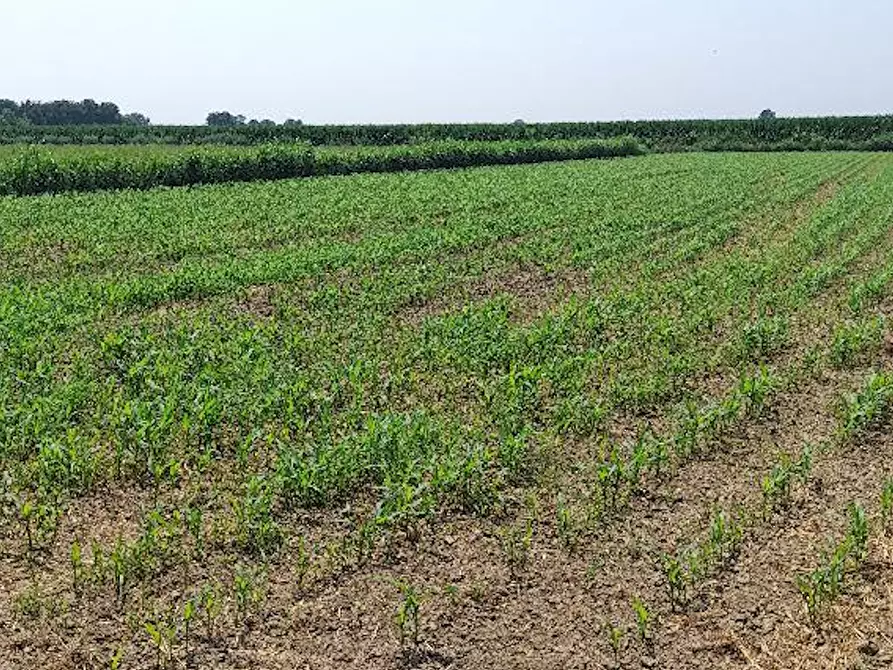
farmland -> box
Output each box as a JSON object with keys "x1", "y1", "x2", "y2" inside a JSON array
[{"x1": 1, "y1": 150, "x2": 893, "y2": 669}]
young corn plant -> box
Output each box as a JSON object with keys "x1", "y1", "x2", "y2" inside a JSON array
[
  {"x1": 501, "y1": 518, "x2": 534, "y2": 580},
  {"x1": 394, "y1": 580, "x2": 422, "y2": 649},
  {"x1": 556, "y1": 495, "x2": 578, "y2": 551},
  {"x1": 70, "y1": 539, "x2": 84, "y2": 596},
  {"x1": 294, "y1": 534, "x2": 312, "y2": 590},
  {"x1": 707, "y1": 508, "x2": 744, "y2": 566},
  {"x1": 199, "y1": 583, "x2": 222, "y2": 640},
  {"x1": 660, "y1": 553, "x2": 688, "y2": 611},
  {"x1": 144, "y1": 618, "x2": 176, "y2": 670},
  {"x1": 631, "y1": 596, "x2": 653, "y2": 647},
  {"x1": 182, "y1": 598, "x2": 196, "y2": 665},
  {"x1": 829, "y1": 317, "x2": 885, "y2": 368},
  {"x1": 881, "y1": 479, "x2": 893, "y2": 535},
  {"x1": 847, "y1": 502, "x2": 869, "y2": 562},
  {"x1": 234, "y1": 568, "x2": 256, "y2": 629},
  {"x1": 109, "y1": 647, "x2": 125, "y2": 670},
  {"x1": 596, "y1": 446, "x2": 625, "y2": 514},
  {"x1": 232, "y1": 475, "x2": 283, "y2": 558},
  {"x1": 839, "y1": 373, "x2": 893, "y2": 442},
  {"x1": 761, "y1": 444, "x2": 813, "y2": 516},
  {"x1": 604, "y1": 621, "x2": 625, "y2": 664},
  {"x1": 797, "y1": 502, "x2": 871, "y2": 625}
]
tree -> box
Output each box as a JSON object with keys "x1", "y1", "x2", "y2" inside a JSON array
[
  {"x1": 206, "y1": 111, "x2": 246, "y2": 127},
  {"x1": 123, "y1": 112, "x2": 151, "y2": 126},
  {"x1": 759, "y1": 109, "x2": 776, "y2": 120},
  {"x1": 0, "y1": 99, "x2": 146, "y2": 125},
  {"x1": 283, "y1": 118, "x2": 303, "y2": 127}
]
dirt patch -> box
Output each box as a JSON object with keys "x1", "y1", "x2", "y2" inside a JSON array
[
  {"x1": 234, "y1": 285, "x2": 276, "y2": 319},
  {"x1": 398, "y1": 264, "x2": 590, "y2": 327}
]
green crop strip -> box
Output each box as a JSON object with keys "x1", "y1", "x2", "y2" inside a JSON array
[
  {"x1": 2, "y1": 115, "x2": 893, "y2": 150},
  {"x1": 0, "y1": 138, "x2": 643, "y2": 197}
]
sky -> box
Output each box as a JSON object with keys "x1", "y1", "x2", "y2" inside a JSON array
[{"x1": 2, "y1": 0, "x2": 892, "y2": 125}]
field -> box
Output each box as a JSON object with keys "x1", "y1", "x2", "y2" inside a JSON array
[{"x1": 2, "y1": 151, "x2": 893, "y2": 669}]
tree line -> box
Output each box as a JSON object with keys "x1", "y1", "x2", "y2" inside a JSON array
[
  {"x1": 0, "y1": 99, "x2": 303, "y2": 127},
  {"x1": 0, "y1": 99, "x2": 150, "y2": 126}
]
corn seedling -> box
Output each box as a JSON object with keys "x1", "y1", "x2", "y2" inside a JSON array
[
  {"x1": 556, "y1": 495, "x2": 577, "y2": 551},
  {"x1": 394, "y1": 580, "x2": 422, "y2": 648},
  {"x1": 294, "y1": 534, "x2": 312, "y2": 589},
  {"x1": 829, "y1": 317, "x2": 885, "y2": 367},
  {"x1": 797, "y1": 501, "x2": 871, "y2": 625},
  {"x1": 839, "y1": 373, "x2": 893, "y2": 441},
  {"x1": 185, "y1": 505, "x2": 204, "y2": 558},
  {"x1": 847, "y1": 502, "x2": 869, "y2": 561},
  {"x1": 881, "y1": 479, "x2": 893, "y2": 535},
  {"x1": 605, "y1": 621, "x2": 625, "y2": 663},
  {"x1": 631, "y1": 596, "x2": 653, "y2": 646},
  {"x1": 199, "y1": 583, "x2": 222, "y2": 639},
  {"x1": 182, "y1": 598, "x2": 196, "y2": 664},
  {"x1": 762, "y1": 445, "x2": 813, "y2": 516},
  {"x1": 70, "y1": 539, "x2": 84, "y2": 596},
  {"x1": 144, "y1": 618, "x2": 176, "y2": 670},
  {"x1": 661, "y1": 553, "x2": 688, "y2": 610},
  {"x1": 501, "y1": 518, "x2": 534, "y2": 579}
]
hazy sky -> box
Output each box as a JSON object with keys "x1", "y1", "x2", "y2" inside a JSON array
[{"x1": 3, "y1": 0, "x2": 891, "y2": 125}]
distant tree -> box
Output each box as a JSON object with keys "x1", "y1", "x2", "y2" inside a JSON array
[
  {"x1": 512, "y1": 119, "x2": 525, "y2": 125},
  {"x1": 206, "y1": 111, "x2": 246, "y2": 127},
  {"x1": 0, "y1": 100, "x2": 22, "y2": 125},
  {"x1": 283, "y1": 118, "x2": 303, "y2": 127},
  {"x1": 759, "y1": 109, "x2": 777, "y2": 120},
  {"x1": 258, "y1": 119, "x2": 276, "y2": 126},
  {"x1": 0, "y1": 99, "x2": 146, "y2": 125},
  {"x1": 123, "y1": 112, "x2": 151, "y2": 126}
]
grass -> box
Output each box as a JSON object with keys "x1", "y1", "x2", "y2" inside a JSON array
[{"x1": 2, "y1": 150, "x2": 893, "y2": 666}]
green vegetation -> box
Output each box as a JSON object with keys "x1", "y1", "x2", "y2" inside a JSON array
[
  {"x1": 0, "y1": 138, "x2": 642, "y2": 196},
  {"x1": 3, "y1": 150, "x2": 893, "y2": 663},
  {"x1": 797, "y1": 502, "x2": 871, "y2": 625},
  {"x1": 3, "y1": 115, "x2": 893, "y2": 150}
]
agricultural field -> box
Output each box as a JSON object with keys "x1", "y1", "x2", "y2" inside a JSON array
[{"x1": 1, "y1": 151, "x2": 893, "y2": 669}]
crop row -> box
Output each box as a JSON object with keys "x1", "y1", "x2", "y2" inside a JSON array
[
  {"x1": 2, "y1": 116, "x2": 893, "y2": 149},
  {"x1": 0, "y1": 138, "x2": 643, "y2": 197}
]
